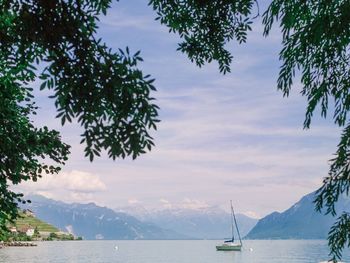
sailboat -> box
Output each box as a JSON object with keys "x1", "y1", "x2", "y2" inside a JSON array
[{"x1": 216, "y1": 200, "x2": 242, "y2": 251}]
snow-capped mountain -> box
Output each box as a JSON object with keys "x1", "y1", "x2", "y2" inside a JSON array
[
  {"x1": 115, "y1": 205, "x2": 258, "y2": 239},
  {"x1": 22, "y1": 195, "x2": 187, "y2": 240}
]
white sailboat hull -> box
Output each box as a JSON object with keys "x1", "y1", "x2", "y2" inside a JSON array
[
  {"x1": 216, "y1": 242, "x2": 242, "y2": 251},
  {"x1": 216, "y1": 201, "x2": 242, "y2": 252}
]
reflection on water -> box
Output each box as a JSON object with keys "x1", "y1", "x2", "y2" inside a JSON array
[{"x1": 0, "y1": 240, "x2": 349, "y2": 263}]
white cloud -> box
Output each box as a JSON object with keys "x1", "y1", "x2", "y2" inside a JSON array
[
  {"x1": 69, "y1": 192, "x2": 95, "y2": 203},
  {"x1": 20, "y1": 0, "x2": 340, "y2": 217},
  {"x1": 65, "y1": 170, "x2": 106, "y2": 192},
  {"x1": 128, "y1": 198, "x2": 141, "y2": 205},
  {"x1": 159, "y1": 198, "x2": 172, "y2": 208},
  {"x1": 181, "y1": 198, "x2": 210, "y2": 210},
  {"x1": 13, "y1": 170, "x2": 107, "y2": 203},
  {"x1": 242, "y1": 211, "x2": 261, "y2": 219}
]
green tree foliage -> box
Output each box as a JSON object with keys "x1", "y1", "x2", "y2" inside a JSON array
[
  {"x1": 0, "y1": 0, "x2": 349, "y2": 260},
  {"x1": 34, "y1": 226, "x2": 39, "y2": 237},
  {"x1": 49, "y1": 232, "x2": 58, "y2": 239},
  {"x1": 0, "y1": 0, "x2": 159, "y2": 234},
  {"x1": 150, "y1": 0, "x2": 255, "y2": 74},
  {"x1": 262, "y1": 1, "x2": 350, "y2": 260},
  {"x1": 150, "y1": 0, "x2": 350, "y2": 260}
]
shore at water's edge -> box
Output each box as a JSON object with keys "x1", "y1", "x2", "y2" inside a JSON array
[{"x1": 1, "y1": 241, "x2": 37, "y2": 247}]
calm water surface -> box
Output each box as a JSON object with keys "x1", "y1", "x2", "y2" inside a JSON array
[{"x1": 0, "y1": 240, "x2": 349, "y2": 263}]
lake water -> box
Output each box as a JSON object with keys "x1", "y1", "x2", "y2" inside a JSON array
[{"x1": 0, "y1": 240, "x2": 349, "y2": 263}]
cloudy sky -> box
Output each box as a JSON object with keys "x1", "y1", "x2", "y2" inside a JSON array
[{"x1": 16, "y1": 0, "x2": 341, "y2": 218}]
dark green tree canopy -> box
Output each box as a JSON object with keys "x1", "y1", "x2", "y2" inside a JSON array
[
  {"x1": 154, "y1": 1, "x2": 350, "y2": 259},
  {"x1": 1, "y1": 0, "x2": 350, "y2": 260},
  {"x1": 150, "y1": 0, "x2": 256, "y2": 73},
  {"x1": 1, "y1": 0, "x2": 158, "y2": 230},
  {"x1": 1, "y1": 0, "x2": 159, "y2": 160}
]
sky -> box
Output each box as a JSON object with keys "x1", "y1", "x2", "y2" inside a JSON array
[{"x1": 15, "y1": 0, "x2": 341, "y2": 218}]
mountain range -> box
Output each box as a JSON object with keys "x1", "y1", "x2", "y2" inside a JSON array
[
  {"x1": 22, "y1": 195, "x2": 186, "y2": 240},
  {"x1": 116, "y1": 205, "x2": 257, "y2": 239},
  {"x1": 22, "y1": 195, "x2": 257, "y2": 240},
  {"x1": 246, "y1": 191, "x2": 350, "y2": 239},
  {"x1": 23, "y1": 191, "x2": 347, "y2": 240}
]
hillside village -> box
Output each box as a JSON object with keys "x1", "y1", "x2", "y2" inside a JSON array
[{"x1": 2, "y1": 209, "x2": 82, "y2": 242}]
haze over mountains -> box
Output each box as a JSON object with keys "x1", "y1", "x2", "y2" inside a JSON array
[
  {"x1": 116, "y1": 205, "x2": 257, "y2": 239},
  {"x1": 23, "y1": 195, "x2": 185, "y2": 240},
  {"x1": 23, "y1": 195, "x2": 257, "y2": 240},
  {"x1": 247, "y1": 191, "x2": 350, "y2": 239},
  {"x1": 22, "y1": 191, "x2": 349, "y2": 240}
]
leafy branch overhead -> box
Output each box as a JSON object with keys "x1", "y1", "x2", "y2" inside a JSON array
[
  {"x1": 261, "y1": 0, "x2": 350, "y2": 261},
  {"x1": 0, "y1": 0, "x2": 159, "y2": 229},
  {"x1": 150, "y1": 0, "x2": 256, "y2": 74},
  {"x1": 1, "y1": 0, "x2": 350, "y2": 261},
  {"x1": 3, "y1": 0, "x2": 159, "y2": 161},
  {"x1": 151, "y1": 0, "x2": 350, "y2": 259}
]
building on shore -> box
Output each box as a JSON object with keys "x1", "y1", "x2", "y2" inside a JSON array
[{"x1": 18, "y1": 226, "x2": 35, "y2": 237}]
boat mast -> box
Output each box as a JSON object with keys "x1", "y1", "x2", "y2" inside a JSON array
[
  {"x1": 231, "y1": 200, "x2": 242, "y2": 246},
  {"x1": 230, "y1": 200, "x2": 234, "y2": 242}
]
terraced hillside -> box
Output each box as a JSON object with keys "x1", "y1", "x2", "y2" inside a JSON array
[{"x1": 14, "y1": 212, "x2": 59, "y2": 232}]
